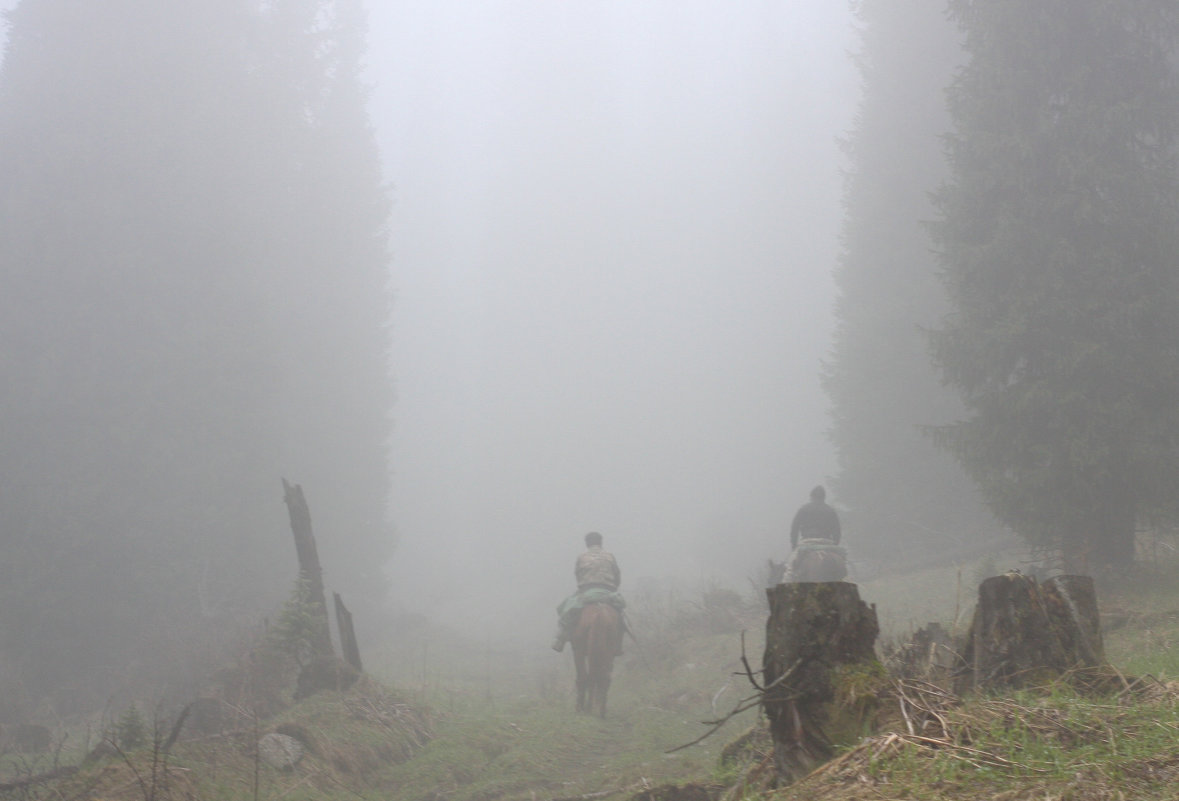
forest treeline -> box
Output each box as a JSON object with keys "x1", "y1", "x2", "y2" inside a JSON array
[
  {"x1": 1, "y1": 0, "x2": 1178, "y2": 716},
  {"x1": 0, "y1": 0, "x2": 392, "y2": 710},
  {"x1": 827, "y1": 0, "x2": 1179, "y2": 574}
]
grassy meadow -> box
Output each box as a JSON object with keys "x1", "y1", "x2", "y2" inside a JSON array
[{"x1": 9, "y1": 540, "x2": 1179, "y2": 800}]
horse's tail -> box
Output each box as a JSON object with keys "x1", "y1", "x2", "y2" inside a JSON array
[{"x1": 584, "y1": 603, "x2": 620, "y2": 679}]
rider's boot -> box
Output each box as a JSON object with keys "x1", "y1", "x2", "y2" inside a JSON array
[{"x1": 551, "y1": 628, "x2": 566, "y2": 652}]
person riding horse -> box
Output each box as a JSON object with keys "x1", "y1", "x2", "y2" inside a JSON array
[
  {"x1": 551, "y1": 531, "x2": 625, "y2": 653},
  {"x1": 790, "y1": 485, "x2": 841, "y2": 549},
  {"x1": 787, "y1": 485, "x2": 847, "y2": 582}
]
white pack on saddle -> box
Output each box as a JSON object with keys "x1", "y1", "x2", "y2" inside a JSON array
[{"x1": 787, "y1": 538, "x2": 848, "y2": 582}]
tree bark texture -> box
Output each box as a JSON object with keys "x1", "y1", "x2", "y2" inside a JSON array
[
  {"x1": 334, "y1": 592, "x2": 363, "y2": 673},
  {"x1": 960, "y1": 573, "x2": 1104, "y2": 692},
  {"x1": 763, "y1": 582, "x2": 880, "y2": 785},
  {"x1": 282, "y1": 478, "x2": 333, "y2": 657}
]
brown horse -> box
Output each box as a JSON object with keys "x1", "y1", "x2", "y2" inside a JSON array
[{"x1": 571, "y1": 602, "x2": 622, "y2": 717}]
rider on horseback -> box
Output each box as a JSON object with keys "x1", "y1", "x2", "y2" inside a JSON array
[
  {"x1": 786, "y1": 485, "x2": 847, "y2": 581},
  {"x1": 552, "y1": 531, "x2": 625, "y2": 652},
  {"x1": 790, "y1": 485, "x2": 841, "y2": 549}
]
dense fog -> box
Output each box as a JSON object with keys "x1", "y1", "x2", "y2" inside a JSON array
[
  {"x1": 6, "y1": 5, "x2": 1179, "y2": 761},
  {"x1": 0, "y1": 0, "x2": 857, "y2": 691},
  {"x1": 368, "y1": 3, "x2": 856, "y2": 636}
]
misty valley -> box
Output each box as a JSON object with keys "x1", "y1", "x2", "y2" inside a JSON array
[{"x1": 3, "y1": 0, "x2": 1179, "y2": 799}]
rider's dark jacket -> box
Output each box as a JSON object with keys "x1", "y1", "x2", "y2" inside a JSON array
[{"x1": 789, "y1": 500, "x2": 841, "y2": 550}]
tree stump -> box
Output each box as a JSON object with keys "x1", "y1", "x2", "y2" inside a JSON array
[
  {"x1": 763, "y1": 582, "x2": 881, "y2": 785},
  {"x1": 960, "y1": 572, "x2": 1104, "y2": 692}
]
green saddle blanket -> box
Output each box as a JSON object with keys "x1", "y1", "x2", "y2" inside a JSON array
[{"x1": 557, "y1": 588, "x2": 626, "y2": 618}]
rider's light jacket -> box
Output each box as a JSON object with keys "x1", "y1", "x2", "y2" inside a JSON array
[{"x1": 575, "y1": 546, "x2": 621, "y2": 591}]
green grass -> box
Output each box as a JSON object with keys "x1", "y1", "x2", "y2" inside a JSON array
[
  {"x1": 22, "y1": 550, "x2": 1179, "y2": 801},
  {"x1": 363, "y1": 603, "x2": 767, "y2": 801},
  {"x1": 776, "y1": 678, "x2": 1179, "y2": 801},
  {"x1": 1100, "y1": 549, "x2": 1179, "y2": 677},
  {"x1": 766, "y1": 542, "x2": 1179, "y2": 801},
  {"x1": 360, "y1": 548, "x2": 1179, "y2": 801}
]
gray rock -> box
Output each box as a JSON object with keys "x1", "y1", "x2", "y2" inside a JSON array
[{"x1": 258, "y1": 732, "x2": 304, "y2": 771}]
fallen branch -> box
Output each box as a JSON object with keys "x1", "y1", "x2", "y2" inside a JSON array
[
  {"x1": 892, "y1": 679, "x2": 954, "y2": 739},
  {"x1": 666, "y1": 658, "x2": 803, "y2": 754},
  {"x1": 897, "y1": 733, "x2": 1048, "y2": 774},
  {"x1": 737, "y1": 630, "x2": 763, "y2": 690}
]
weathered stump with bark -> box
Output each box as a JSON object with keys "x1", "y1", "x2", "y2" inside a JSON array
[
  {"x1": 763, "y1": 582, "x2": 881, "y2": 785},
  {"x1": 959, "y1": 572, "x2": 1104, "y2": 692}
]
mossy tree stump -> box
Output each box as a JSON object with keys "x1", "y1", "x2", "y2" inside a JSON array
[
  {"x1": 763, "y1": 582, "x2": 881, "y2": 785},
  {"x1": 960, "y1": 572, "x2": 1104, "y2": 692}
]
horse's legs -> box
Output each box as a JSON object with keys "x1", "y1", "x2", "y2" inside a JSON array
[
  {"x1": 588, "y1": 654, "x2": 613, "y2": 718},
  {"x1": 585, "y1": 673, "x2": 602, "y2": 718},
  {"x1": 573, "y1": 605, "x2": 619, "y2": 717},
  {"x1": 574, "y1": 649, "x2": 588, "y2": 713},
  {"x1": 595, "y1": 673, "x2": 611, "y2": 718}
]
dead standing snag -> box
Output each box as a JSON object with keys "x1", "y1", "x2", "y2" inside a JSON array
[{"x1": 281, "y1": 479, "x2": 333, "y2": 658}]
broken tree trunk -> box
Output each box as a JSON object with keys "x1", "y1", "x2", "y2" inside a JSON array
[
  {"x1": 281, "y1": 478, "x2": 333, "y2": 657},
  {"x1": 763, "y1": 582, "x2": 881, "y2": 786},
  {"x1": 334, "y1": 592, "x2": 363, "y2": 673},
  {"x1": 959, "y1": 572, "x2": 1104, "y2": 692}
]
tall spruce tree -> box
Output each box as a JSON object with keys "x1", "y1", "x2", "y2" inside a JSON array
[
  {"x1": 930, "y1": 1, "x2": 1179, "y2": 570},
  {"x1": 824, "y1": 0, "x2": 995, "y2": 568},
  {"x1": 0, "y1": 0, "x2": 392, "y2": 702}
]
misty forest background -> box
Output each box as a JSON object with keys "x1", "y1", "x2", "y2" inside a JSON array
[{"x1": 3, "y1": 0, "x2": 1179, "y2": 718}]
